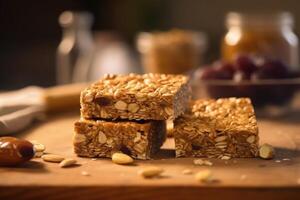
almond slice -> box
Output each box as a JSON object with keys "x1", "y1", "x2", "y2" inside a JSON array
[
  {"x1": 42, "y1": 154, "x2": 64, "y2": 163},
  {"x1": 112, "y1": 153, "x2": 134, "y2": 165}
]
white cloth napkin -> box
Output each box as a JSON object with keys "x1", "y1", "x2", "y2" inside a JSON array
[{"x1": 0, "y1": 87, "x2": 45, "y2": 135}]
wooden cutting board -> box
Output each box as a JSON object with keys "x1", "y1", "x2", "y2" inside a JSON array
[{"x1": 0, "y1": 111, "x2": 300, "y2": 200}]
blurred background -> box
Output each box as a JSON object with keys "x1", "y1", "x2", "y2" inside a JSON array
[{"x1": 1, "y1": 0, "x2": 300, "y2": 89}]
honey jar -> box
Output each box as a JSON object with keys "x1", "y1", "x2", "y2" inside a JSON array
[
  {"x1": 222, "y1": 12, "x2": 299, "y2": 70},
  {"x1": 137, "y1": 30, "x2": 206, "y2": 74}
]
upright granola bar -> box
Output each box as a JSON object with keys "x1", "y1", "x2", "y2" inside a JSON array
[
  {"x1": 80, "y1": 73, "x2": 190, "y2": 120},
  {"x1": 73, "y1": 119, "x2": 166, "y2": 160},
  {"x1": 174, "y1": 98, "x2": 259, "y2": 159}
]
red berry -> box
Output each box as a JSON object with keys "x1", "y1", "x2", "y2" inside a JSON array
[
  {"x1": 253, "y1": 60, "x2": 288, "y2": 79},
  {"x1": 234, "y1": 55, "x2": 258, "y2": 74}
]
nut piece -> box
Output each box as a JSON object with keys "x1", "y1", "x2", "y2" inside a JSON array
[
  {"x1": 81, "y1": 171, "x2": 90, "y2": 176},
  {"x1": 203, "y1": 160, "x2": 213, "y2": 166},
  {"x1": 42, "y1": 154, "x2": 65, "y2": 163},
  {"x1": 114, "y1": 101, "x2": 127, "y2": 110},
  {"x1": 221, "y1": 155, "x2": 231, "y2": 160},
  {"x1": 33, "y1": 143, "x2": 46, "y2": 152},
  {"x1": 193, "y1": 159, "x2": 213, "y2": 166},
  {"x1": 74, "y1": 133, "x2": 86, "y2": 143},
  {"x1": 98, "y1": 131, "x2": 107, "y2": 144},
  {"x1": 246, "y1": 135, "x2": 256, "y2": 144},
  {"x1": 128, "y1": 103, "x2": 139, "y2": 113},
  {"x1": 0, "y1": 137, "x2": 34, "y2": 166},
  {"x1": 138, "y1": 166, "x2": 164, "y2": 178},
  {"x1": 59, "y1": 158, "x2": 77, "y2": 168},
  {"x1": 214, "y1": 136, "x2": 227, "y2": 142},
  {"x1": 182, "y1": 169, "x2": 193, "y2": 175},
  {"x1": 193, "y1": 159, "x2": 204, "y2": 165},
  {"x1": 34, "y1": 151, "x2": 44, "y2": 158},
  {"x1": 195, "y1": 170, "x2": 213, "y2": 182},
  {"x1": 84, "y1": 92, "x2": 94, "y2": 103},
  {"x1": 112, "y1": 153, "x2": 134, "y2": 165},
  {"x1": 259, "y1": 144, "x2": 275, "y2": 159}
]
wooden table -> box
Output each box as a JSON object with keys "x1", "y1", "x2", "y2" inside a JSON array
[{"x1": 1, "y1": 112, "x2": 300, "y2": 200}]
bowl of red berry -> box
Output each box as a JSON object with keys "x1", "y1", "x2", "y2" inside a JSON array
[{"x1": 193, "y1": 55, "x2": 300, "y2": 109}]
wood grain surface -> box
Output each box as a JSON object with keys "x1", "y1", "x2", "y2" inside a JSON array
[{"x1": 1, "y1": 111, "x2": 300, "y2": 200}]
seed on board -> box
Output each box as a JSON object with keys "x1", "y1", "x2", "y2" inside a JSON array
[
  {"x1": 259, "y1": 144, "x2": 275, "y2": 159},
  {"x1": 81, "y1": 171, "x2": 90, "y2": 176},
  {"x1": 240, "y1": 174, "x2": 247, "y2": 180},
  {"x1": 59, "y1": 158, "x2": 77, "y2": 168},
  {"x1": 42, "y1": 154, "x2": 64, "y2": 163},
  {"x1": 33, "y1": 143, "x2": 46, "y2": 152},
  {"x1": 221, "y1": 155, "x2": 231, "y2": 160},
  {"x1": 34, "y1": 151, "x2": 44, "y2": 158},
  {"x1": 182, "y1": 169, "x2": 193, "y2": 175},
  {"x1": 195, "y1": 170, "x2": 213, "y2": 182},
  {"x1": 193, "y1": 159, "x2": 204, "y2": 165},
  {"x1": 138, "y1": 166, "x2": 164, "y2": 178},
  {"x1": 203, "y1": 160, "x2": 213, "y2": 166},
  {"x1": 112, "y1": 153, "x2": 134, "y2": 165}
]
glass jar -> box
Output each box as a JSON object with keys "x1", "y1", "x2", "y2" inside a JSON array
[
  {"x1": 222, "y1": 12, "x2": 299, "y2": 70},
  {"x1": 137, "y1": 30, "x2": 206, "y2": 74}
]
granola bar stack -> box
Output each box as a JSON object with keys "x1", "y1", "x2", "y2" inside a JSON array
[{"x1": 73, "y1": 73, "x2": 191, "y2": 159}]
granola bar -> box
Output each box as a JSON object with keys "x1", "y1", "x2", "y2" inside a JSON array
[
  {"x1": 174, "y1": 98, "x2": 259, "y2": 158},
  {"x1": 73, "y1": 119, "x2": 166, "y2": 160},
  {"x1": 80, "y1": 73, "x2": 190, "y2": 120}
]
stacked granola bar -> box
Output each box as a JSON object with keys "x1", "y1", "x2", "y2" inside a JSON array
[{"x1": 73, "y1": 73, "x2": 191, "y2": 159}]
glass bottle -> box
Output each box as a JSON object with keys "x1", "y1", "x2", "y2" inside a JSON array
[
  {"x1": 222, "y1": 12, "x2": 299, "y2": 70},
  {"x1": 56, "y1": 11, "x2": 94, "y2": 84}
]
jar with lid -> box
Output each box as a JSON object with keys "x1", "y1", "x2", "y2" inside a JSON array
[{"x1": 222, "y1": 12, "x2": 299, "y2": 70}]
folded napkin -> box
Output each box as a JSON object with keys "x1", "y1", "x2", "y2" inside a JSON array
[
  {"x1": 0, "y1": 87, "x2": 45, "y2": 135},
  {"x1": 0, "y1": 83, "x2": 86, "y2": 135}
]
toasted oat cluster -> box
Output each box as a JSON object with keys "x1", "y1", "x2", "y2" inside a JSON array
[
  {"x1": 74, "y1": 119, "x2": 166, "y2": 160},
  {"x1": 174, "y1": 98, "x2": 259, "y2": 159},
  {"x1": 80, "y1": 73, "x2": 190, "y2": 120}
]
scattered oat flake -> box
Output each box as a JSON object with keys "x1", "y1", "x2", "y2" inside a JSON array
[
  {"x1": 182, "y1": 169, "x2": 193, "y2": 175},
  {"x1": 282, "y1": 158, "x2": 290, "y2": 161},
  {"x1": 91, "y1": 158, "x2": 97, "y2": 161},
  {"x1": 240, "y1": 174, "x2": 247, "y2": 180},
  {"x1": 221, "y1": 156, "x2": 231, "y2": 160},
  {"x1": 194, "y1": 159, "x2": 213, "y2": 166},
  {"x1": 275, "y1": 160, "x2": 281, "y2": 163},
  {"x1": 204, "y1": 160, "x2": 213, "y2": 166},
  {"x1": 195, "y1": 170, "x2": 213, "y2": 182},
  {"x1": 193, "y1": 159, "x2": 204, "y2": 165},
  {"x1": 81, "y1": 171, "x2": 90, "y2": 176}
]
